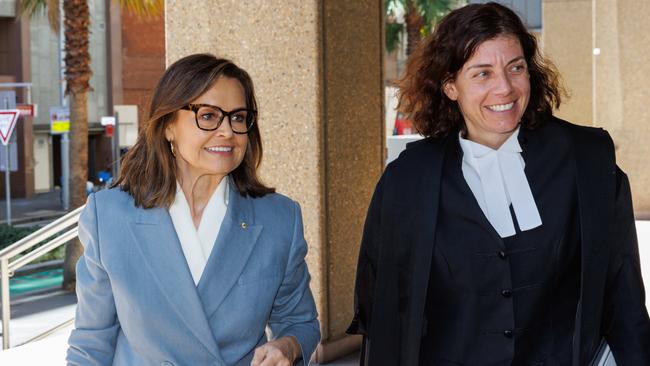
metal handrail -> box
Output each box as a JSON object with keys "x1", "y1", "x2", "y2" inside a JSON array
[
  {"x1": 17, "y1": 317, "x2": 75, "y2": 347},
  {"x1": 0, "y1": 206, "x2": 84, "y2": 259},
  {"x1": 0, "y1": 205, "x2": 85, "y2": 349}
]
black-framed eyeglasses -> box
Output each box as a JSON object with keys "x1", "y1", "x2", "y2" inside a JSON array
[{"x1": 180, "y1": 104, "x2": 256, "y2": 134}]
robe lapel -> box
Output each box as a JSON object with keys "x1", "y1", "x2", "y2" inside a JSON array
[
  {"x1": 128, "y1": 207, "x2": 221, "y2": 360},
  {"x1": 569, "y1": 125, "x2": 616, "y2": 365},
  {"x1": 400, "y1": 137, "x2": 447, "y2": 365},
  {"x1": 448, "y1": 136, "x2": 506, "y2": 248},
  {"x1": 197, "y1": 185, "x2": 262, "y2": 319}
]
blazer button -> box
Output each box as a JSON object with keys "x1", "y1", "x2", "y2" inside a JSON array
[
  {"x1": 501, "y1": 289, "x2": 513, "y2": 298},
  {"x1": 498, "y1": 250, "x2": 507, "y2": 259},
  {"x1": 503, "y1": 329, "x2": 513, "y2": 338}
]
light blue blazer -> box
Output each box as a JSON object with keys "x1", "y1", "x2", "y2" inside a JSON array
[{"x1": 66, "y1": 183, "x2": 320, "y2": 366}]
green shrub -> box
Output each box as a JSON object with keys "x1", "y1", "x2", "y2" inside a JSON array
[
  {"x1": 0, "y1": 224, "x2": 66, "y2": 263},
  {"x1": 0, "y1": 224, "x2": 39, "y2": 251}
]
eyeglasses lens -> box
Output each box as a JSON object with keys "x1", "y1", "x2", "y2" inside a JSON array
[{"x1": 196, "y1": 106, "x2": 251, "y2": 133}]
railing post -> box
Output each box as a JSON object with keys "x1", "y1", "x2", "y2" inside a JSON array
[{"x1": 1, "y1": 258, "x2": 10, "y2": 349}]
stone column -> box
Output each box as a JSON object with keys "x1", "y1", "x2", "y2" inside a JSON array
[
  {"x1": 542, "y1": 0, "x2": 650, "y2": 215},
  {"x1": 594, "y1": 1, "x2": 650, "y2": 216},
  {"x1": 541, "y1": 0, "x2": 593, "y2": 126},
  {"x1": 165, "y1": 0, "x2": 384, "y2": 361}
]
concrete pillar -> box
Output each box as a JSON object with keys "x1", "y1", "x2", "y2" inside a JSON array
[
  {"x1": 165, "y1": 0, "x2": 384, "y2": 361},
  {"x1": 542, "y1": 0, "x2": 650, "y2": 215},
  {"x1": 541, "y1": 0, "x2": 593, "y2": 126},
  {"x1": 595, "y1": 1, "x2": 650, "y2": 217}
]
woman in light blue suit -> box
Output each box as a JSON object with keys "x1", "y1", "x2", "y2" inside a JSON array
[{"x1": 67, "y1": 54, "x2": 320, "y2": 366}]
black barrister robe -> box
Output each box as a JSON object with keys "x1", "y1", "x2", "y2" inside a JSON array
[{"x1": 347, "y1": 117, "x2": 650, "y2": 365}]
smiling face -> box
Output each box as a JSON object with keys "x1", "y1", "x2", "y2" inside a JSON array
[
  {"x1": 165, "y1": 76, "x2": 249, "y2": 184},
  {"x1": 444, "y1": 35, "x2": 530, "y2": 149}
]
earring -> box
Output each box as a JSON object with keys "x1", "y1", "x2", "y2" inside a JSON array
[{"x1": 169, "y1": 141, "x2": 176, "y2": 157}]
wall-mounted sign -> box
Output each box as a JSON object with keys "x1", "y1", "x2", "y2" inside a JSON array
[
  {"x1": 101, "y1": 116, "x2": 116, "y2": 126},
  {"x1": 50, "y1": 106, "x2": 70, "y2": 134},
  {"x1": 16, "y1": 104, "x2": 37, "y2": 117}
]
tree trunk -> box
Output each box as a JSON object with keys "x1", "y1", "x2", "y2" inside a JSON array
[
  {"x1": 62, "y1": 0, "x2": 91, "y2": 292},
  {"x1": 405, "y1": 0, "x2": 425, "y2": 56},
  {"x1": 62, "y1": 92, "x2": 88, "y2": 291}
]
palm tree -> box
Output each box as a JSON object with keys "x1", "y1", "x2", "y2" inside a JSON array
[
  {"x1": 385, "y1": 0, "x2": 454, "y2": 55},
  {"x1": 19, "y1": 0, "x2": 162, "y2": 291}
]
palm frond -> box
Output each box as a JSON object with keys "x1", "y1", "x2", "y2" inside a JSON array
[
  {"x1": 117, "y1": 0, "x2": 163, "y2": 18},
  {"x1": 418, "y1": 0, "x2": 453, "y2": 35},
  {"x1": 18, "y1": 0, "x2": 59, "y2": 33},
  {"x1": 385, "y1": 0, "x2": 409, "y2": 20},
  {"x1": 386, "y1": 21, "x2": 404, "y2": 53}
]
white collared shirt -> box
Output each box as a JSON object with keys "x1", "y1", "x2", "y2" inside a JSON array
[
  {"x1": 458, "y1": 128, "x2": 542, "y2": 238},
  {"x1": 169, "y1": 178, "x2": 229, "y2": 285}
]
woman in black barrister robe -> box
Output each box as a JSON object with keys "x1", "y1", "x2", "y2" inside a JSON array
[{"x1": 348, "y1": 3, "x2": 650, "y2": 365}]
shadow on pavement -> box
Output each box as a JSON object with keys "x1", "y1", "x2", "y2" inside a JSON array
[{"x1": 10, "y1": 290, "x2": 77, "y2": 319}]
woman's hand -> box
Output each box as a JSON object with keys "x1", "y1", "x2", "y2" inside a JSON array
[{"x1": 251, "y1": 336, "x2": 301, "y2": 366}]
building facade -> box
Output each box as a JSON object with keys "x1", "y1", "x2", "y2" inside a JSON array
[{"x1": 1, "y1": 0, "x2": 164, "y2": 197}]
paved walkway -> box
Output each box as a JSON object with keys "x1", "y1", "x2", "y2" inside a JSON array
[
  {"x1": 0, "y1": 289, "x2": 76, "y2": 365},
  {"x1": 0, "y1": 190, "x2": 66, "y2": 226},
  {"x1": 0, "y1": 290, "x2": 76, "y2": 345}
]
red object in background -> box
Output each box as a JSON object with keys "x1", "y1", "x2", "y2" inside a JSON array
[
  {"x1": 393, "y1": 112, "x2": 414, "y2": 135},
  {"x1": 104, "y1": 124, "x2": 114, "y2": 137},
  {"x1": 16, "y1": 104, "x2": 35, "y2": 117}
]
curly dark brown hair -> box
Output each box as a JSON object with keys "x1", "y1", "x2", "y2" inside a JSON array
[{"x1": 398, "y1": 2, "x2": 564, "y2": 138}]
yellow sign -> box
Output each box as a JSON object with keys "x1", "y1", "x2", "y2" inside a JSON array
[
  {"x1": 49, "y1": 106, "x2": 70, "y2": 134},
  {"x1": 51, "y1": 120, "x2": 70, "y2": 133}
]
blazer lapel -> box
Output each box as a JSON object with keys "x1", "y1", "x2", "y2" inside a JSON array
[
  {"x1": 128, "y1": 207, "x2": 221, "y2": 360},
  {"x1": 197, "y1": 184, "x2": 263, "y2": 319}
]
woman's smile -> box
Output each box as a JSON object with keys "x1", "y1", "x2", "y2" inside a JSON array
[{"x1": 204, "y1": 145, "x2": 234, "y2": 154}]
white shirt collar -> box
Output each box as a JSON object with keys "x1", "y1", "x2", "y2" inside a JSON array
[
  {"x1": 169, "y1": 177, "x2": 229, "y2": 285},
  {"x1": 458, "y1": 128, "x2": 542, "y2": 237},
  {"x1": 197, "y1": 177, "x2": 229, "y2": 253},
  {"x1": 458, "y1": 126, "x2": 523, "y2": 162}
]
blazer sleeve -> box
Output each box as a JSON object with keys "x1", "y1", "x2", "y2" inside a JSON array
[
  {"x1": 602, "y1": 167, "x2": 650, "y2": 364},
  {"x1": 267, "y1": 201, "x2": 320, "y2": 366},
  {"x1": 66, "y1": 193, "x2": 120, "y2": 366}
]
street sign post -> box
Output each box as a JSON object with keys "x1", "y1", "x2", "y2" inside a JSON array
[
  {"x1": 0, "y1": 84, "x2": 33, "y2": 228},
  {"x1": 101, "y1": 115, "x2": 119, "y2": 176},
  {"x1": 0, "y1": 108, "x2": 19, "y2": 226},
  {"x1": 50, "y1": 106, "x2": 70, "y2": 210}
]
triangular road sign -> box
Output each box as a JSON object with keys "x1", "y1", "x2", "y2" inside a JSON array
[{"x1": 0, "y1": 109, "x2": 20, "y2": 146}]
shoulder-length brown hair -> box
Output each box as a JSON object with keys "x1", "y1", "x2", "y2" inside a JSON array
[
  {"x1": 113, "y1": 53, "x2": 274, "y2": 208},
  {"x1": 398, "y1": 2, "x2": 564, "y2": 138}
]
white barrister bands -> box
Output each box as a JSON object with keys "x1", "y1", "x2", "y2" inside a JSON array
[{"x1": 458, "y1": 127, "x2": 542, "y2": 238}]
